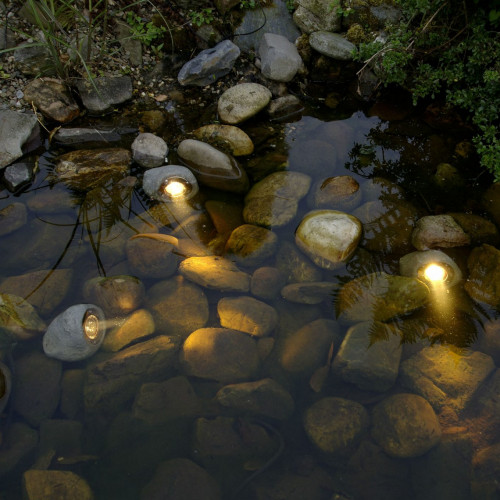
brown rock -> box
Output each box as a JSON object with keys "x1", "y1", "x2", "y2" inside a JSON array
[{"x1": 23, "y1": 78, "x2": 80, "y2": 123}]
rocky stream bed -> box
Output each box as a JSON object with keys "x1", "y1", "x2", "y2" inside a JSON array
[{"x1": 0, "y1": 1, "x2": 499, "y2": 499}]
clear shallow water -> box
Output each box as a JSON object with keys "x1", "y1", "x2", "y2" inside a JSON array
[{"x1": 0, "y1": 91, "x2": 498, "y2": 499}]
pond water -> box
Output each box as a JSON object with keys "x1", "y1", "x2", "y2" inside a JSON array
[{"x1": 0, "y1": 85, "x2": 499, "y2": 499}]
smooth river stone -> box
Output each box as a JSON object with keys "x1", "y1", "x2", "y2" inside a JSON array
[
  {"x1": 309, "y1": 31, "x2": 356, "y2": 60},
  {"x1": 336, "y1": 272, "x2": 430, "y2": 324},
  {"x1": 179, "y1": 255, "x2": 251, "y2": 292},
  {"x1": 307, "y1": 175, "x2": 362, "y2": 211},
  {"x1": 243, "y1": 171, "x2": 311, "y2": 228},
  {"x1": 411, "y1": 214, "x2": 470, "y2": 250},
  {"x1": 0, "y1": 268, "x2": 73, "y2": 316},
  {"x1": 217, "y1": 83, "x2": 272, "y2": 124},
  {"x1": 464, "y1": 243, "x2": 500, "y2": 308},
  {"x1": 304, "y1": 397, "x2": 369, "y2": 462},
  {"x1": 83, "y1": 275, "x2": 145, "y2": 316},
  {"x1": 0, "y1": 293, "x2": 46, "y2": 342},
  {"x1": 177, "y1": 139, "x2": 249, "y2": 193},
  {"x1": 224, "y1": 224, "x2": 278, "y2": 267},
  {"x1": 146, "y1": 276, "x2": 209, "y2": 338},
  {"x1": 0, "y1": 202, "x2": 27, "y2": 236},
  {"x1": 180, "y1": 327, "x2": 260, "y2": 383},
  {"x1": 102, "y1": 309, "x2": 155, "y2": 352},
  {"x1": 193, "y1": 124, "x2": 254, "y2": 156},
  {"x1": 295, "y1": 210, "x2": 362, "y2": 270},
  {"x1": 217, "y1": 295, "x2": 278, "y2": 337},
  {"x1": 281, "y1": 281, "x2": 339, "y2": 304},
  {"x1": 332, "y1": 321, "x2": 402, "y2": 392},
  {"x1": 371, "y1": 393, "x2": 441, "y2": 458}
]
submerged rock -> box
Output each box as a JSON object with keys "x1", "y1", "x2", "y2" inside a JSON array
[
  {"x1": 411, "y1": 214, "x2": 470, "y2": 250},
  {"x1": 180, "y1": 327, "x2": 260, "y2": 383},
  {"x1": 244, "y1": 171, "x2": 311, "y2": 228},
  {"x1": 224, "y1": 223, "x2": 278, "y2": 267},
  {"x1": 353, "y1": 199, "x2": 419, "y2": 254},
  {"x1": 0, "y1": 268, "x2": 73, "y2": 316},
  {"x1": 146, "y1": 276, "x2": 208, "y2": 338},
  {"x1": 371, "y1": 393, "x2": 441, "y2": 458},
  {"x1": 84, "y1": 335, "x2": 180, "y2": 417},
  {"x1": 54, "y1": 148, "x2": 131, "y2": 189},
  {"x1": 465, "y1": 243, "x2": 500, "y2": 308},
  {"x1": 102, "y1": 309, "x2": 155, "y2": 352},
  {"x1": 295, "y1": 210, "x2": 362, "y2": 270},
  {"x1": 399, "y1": 345, "x2": 495, "y2": 414},
  {"x1": 141, "y1": 458, "x2": 221, "y2": 500},
  {"x1": 0, "y1": 293, "x2": 46, "y2": 342},
  {"x1": 13, "y1": 351, "x2": 62, "y2": 427},
  {"x1": 179, "y1": 255, "x2": 251, "y2": 292},
  {"x1": 336, "y1": 272, "x2": 430, "y2": 323},
  {"x1": 251, "y1": 266, "x2": 287, "y2": 300},
  {"x1": 332, "y1": 321, "x2": 402, "y2": 392},
  {"x1": 307, "y1": 175, "x2": 361, "y2": 211},
  {"x1": 125, "y1": 234, "x2": 179, "y2": 279},
  {"x1": 52, "y1": 127, "x2": 123, "y2": 145},
  {"x1": 83, "y1": 275, "x2": 145, "y2": 316},
  {"x1": 0, "y1": 202, "x2": 27, "y2": 236},
  {"x1": 280, "y1": 318, "x2": 340, "y2": 376},
  {"x1": 217, "y1": 295, "x2": 278, "y2": 337},
  {"x1": 304, "y1": 397, "x2": 369, "y2": 462},
  {"x1": 216, "y1": 378, "x2": 294, "y2": 420},
  {"x1": 218, "y1": 83, "x2": 272, "y2": 124},
  {"x1": 275, "y1": 240, "x2": 323, "y2": 283},
  {"x1": 178, "y1": 39, "x2": 240, "y2": 86},
  {"x1": 23, "y1": 470, "x2": 94, "y2": 500},
  {"x1": 177, "y1": 139, "x2": 249, "y2": 193},
  {"x1": 281, "y1": 281, "x2": 338, "y2": 304},
  {"x1": 23, "y1": 78, "x2": 80, "y2": 123}
]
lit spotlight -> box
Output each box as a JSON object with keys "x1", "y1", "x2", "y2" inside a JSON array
[
  {"x1": 160, "y1": 176, "x2": 192, "y2": 199},
  {"x1": 43, "y1": 304, "x2": 106, "y2": 361},
  {"x1": 143, "y1": 165, "x2": 199, "y2": 202},
  {"x1": 422, "y1": 263, "x2": 448, "y2": 283},
  {"x1": 399, "y1": 249, "x2": 462, "y2": 287},
  {"x1": 83, "y1": 309, "x2": 101, "y2": 342}
]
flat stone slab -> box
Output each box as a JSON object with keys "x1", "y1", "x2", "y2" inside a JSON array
[
  {"x1": 76, "y1": 76, "x2": 133, "y2": 114},
  {"x1": 399, "y1": 345, "x2": 495, "y2": 414}
]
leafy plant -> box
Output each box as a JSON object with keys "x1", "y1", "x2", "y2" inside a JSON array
[
  {"x1": 188, "y1": 7, "x2": 215, "y2": 27},
  {"x1": 240, "y1": 0, "x2": 257, "y2": 9},
  {"x1": 125, "y1": 11, "x2": 167, "y2": 47},
  {"x1": 355, "y1": 0, "x2": 500, "y2": 179}
]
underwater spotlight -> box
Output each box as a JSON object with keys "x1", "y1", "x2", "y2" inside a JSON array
[
  {"x1": 421, "y1": 263, "x2": 448, "y2": 283},
  {"x1": 399, "y1": 249, "x2": 462, "y2": 287},
  {"x1": 43, "y1": 304, "x2": 106, "y2": 361},
  {"x1": 143, "y1": 165, "x2": 199, "y2": 202}
]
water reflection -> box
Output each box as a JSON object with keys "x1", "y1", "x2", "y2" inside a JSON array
[{"x1": 0, "y1": 97, "x2": 498, "y2": 499}]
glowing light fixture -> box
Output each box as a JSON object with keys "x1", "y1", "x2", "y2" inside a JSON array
[
  {"x1": 143, "y1": 165, "x2": 198, "y2": 202},
  {"x1": 399, "y1": 249, "x2": 462, "y2": 287},
  {"x1": 422, "y1": 263, "x2": 448, "y2": 283},
  {"x1": 43, "y1": 304, "x2": 106, "y2": 361},
  {"x1": 83, "y1": 309, "x2": 100, "y2": 342}
]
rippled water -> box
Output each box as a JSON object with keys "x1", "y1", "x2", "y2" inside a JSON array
[{"x1": 0, "y1": 90, "x2": 498, "y2": 499}]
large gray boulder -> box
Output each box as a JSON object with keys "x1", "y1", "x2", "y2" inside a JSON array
[
  {"x1": 0, "y1": 110, "x2": 39, "y2": 169},
  {"x1": 258, "y1": 33, "x2": 302, "y2": 82},
  {"x1": 178, "y1": 39, "x2": 240, "y2": 86}
]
